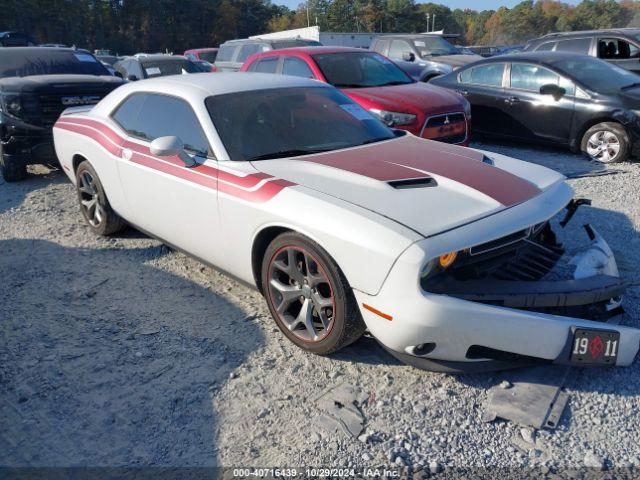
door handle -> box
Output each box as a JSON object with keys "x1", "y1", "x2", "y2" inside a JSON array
[{"x1": 504, "y1": 96, "x2": 520, "y2": 105}]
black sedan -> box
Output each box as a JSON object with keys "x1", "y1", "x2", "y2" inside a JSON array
[{"x1": 431, "y1": 52, "x2": 640, "y2": 163}]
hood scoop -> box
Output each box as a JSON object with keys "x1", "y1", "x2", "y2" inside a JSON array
[{"x1": 388, "y1": 177, "x2": 438, "y2": 189}]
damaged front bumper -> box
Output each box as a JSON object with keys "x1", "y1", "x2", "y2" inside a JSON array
[{"x1": 355, "y1": 212, "x2": 640, "y2": 373}]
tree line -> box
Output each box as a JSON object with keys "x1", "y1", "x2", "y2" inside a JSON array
[{"x1": 2, "y1": 0, "x2": 639, "y2": 55}]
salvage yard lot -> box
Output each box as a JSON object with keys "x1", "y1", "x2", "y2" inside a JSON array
[{"x1": 1, "y1": 141, "x2": 639, "y2": 470}]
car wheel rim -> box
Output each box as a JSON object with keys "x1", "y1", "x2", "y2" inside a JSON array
[
  {"x1": 267, "y1": 246, "x2": 335, "y2": 343},
  {"x1": 586, "y1": 131, "x2": 620, "y2": 163},
  {"x1": 78, "y1": 171, "x2": 104, "y2": 227}
]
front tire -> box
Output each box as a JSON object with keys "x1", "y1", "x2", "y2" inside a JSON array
[
  {"x1": 0, "y1": 144, "x2": 28, "y2": 182},
  {"x1": 75, "y1": 160, "x2": 126, "y2": 236},
  {"x1": 581, "y1": 122, "x2": 630, "y2": 163},
  {"x1": 261, "y1": 232, "x2": 365, "y2": 355}
]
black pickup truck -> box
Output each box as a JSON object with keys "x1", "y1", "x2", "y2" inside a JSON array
[{"x1": 0, "y1": 48, "x2": 123, "y2": 181}]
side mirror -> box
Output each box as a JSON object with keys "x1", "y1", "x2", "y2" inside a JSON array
[
  {"x1": 150, "y1": 136, "x2": 196, "y2": 167},
  {"x1": 540, "y1": 84, "x2": 566, "y2": 101},
  {"x1": 402, "y1": 52, "x2": 416, "y2": 62},
  {"x1": 126, "y1": 74, "x2": 138, "y2": 81}
]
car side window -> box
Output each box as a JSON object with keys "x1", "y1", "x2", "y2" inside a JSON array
[
  {"x1": 248, "y1": 57, "x2": 279, "y2": 73},
  {"x1": 459, "y1": 63, "x2": 505, "y2": 87},
  {"x1": 373, "y1": 39, "x2": 390, "y2": 56},
  {"x1": 555, "y1": 38, "x2": 591, "y2": 54},
  {"x1": 113, "y1": 93, "x2": 212, "y2": 157},
  {"x1": 535, "y1": 41, "x2": 556, "y2": 52},
  {"x1": 185, "y1": 53, "x2": 196, "y2": 61},
  {"x1": 388, "y1": 40, "x2": 412, "y2": 59},
  {"x1": 510, "y1": 63, "x2": 559, "y2": 91},
  {"x1": 282, "y1": 57, "x2": 314, "y2": 78},
  {"x1": 112, "y1": 93, "x2": 146, "y2": 133},
  {"x1": 598, "y1": 38, "x2": 640, "y2": 60}
]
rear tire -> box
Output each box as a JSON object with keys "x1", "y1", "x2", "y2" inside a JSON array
[
  {"x1": 261, "y1": 232, "x2": 365, "y2": 355},
  {"x1": 581, "y1": 122, "x2": 630, "y2": 163},
  {"x1": 0, "y1": 144, "x2": 28, "y2": 182},
  {"x1": 75, "y1": 160, "x2": 126, "y2": 236}
]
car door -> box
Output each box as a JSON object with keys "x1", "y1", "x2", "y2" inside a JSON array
[
  {"x1": 597, "y1": 37, "x2": 640, "y2": 74},
  {"x1": 110, "y1": 92, "x2": 223, "y2": 265},
  {"x1": 501, "y1": 62, "x2": 576, "y2": 143},
  {"x1": 456, "y1": 62, "x2": 511, "y2": 136}
]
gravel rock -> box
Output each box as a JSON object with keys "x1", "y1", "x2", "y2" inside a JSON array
[{"x1": 584, "y1": 451, "x2": 605, "y2": 470}]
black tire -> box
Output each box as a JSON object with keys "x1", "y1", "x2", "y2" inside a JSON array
[
  {"x1": 261, "y1": 232, "x2": 365, "y2": 355},
  {"x1": 75, "y1": 160, "x2": 126, "y2": 236},
  {"x1": 0, "y1": 144, "x2": 28, "y2": 182},
  {"x1": 581, "y1": 122, "x2": 630, "y2": 164}
]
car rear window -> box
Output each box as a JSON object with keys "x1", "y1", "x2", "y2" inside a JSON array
[
  {"x1": 216, "y1": 45, "x2": 237, "y2": 62},
  {"x1": 140, "y1": 59, "x2": 200, "y2": 77},
  {"x1": 0, "y1": 49, "x2": 109, "y2": 78}
]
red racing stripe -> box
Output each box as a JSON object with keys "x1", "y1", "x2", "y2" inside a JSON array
[
  {"x1": 300, "y1": 136, "x2": 540, "y2": 207},
  {"x1": 54, "y1": 116, "x2": 293, "y2": 203}
]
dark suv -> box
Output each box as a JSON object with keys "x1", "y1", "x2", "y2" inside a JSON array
[
  {"x1": 370, "y1": 35, "x2": 483, "y2": 82},
  {"x1": 113, "y1": 54, "x2": 201, "y2": 81},
  {"x1": 0, "y1": 48, "x2": 123, "y2": 181},
  {"x1": 215, "y1": 38, "x2": 322, "y2": 72},
  {"x1": 524, "y1": 29, "x2": 640, "y2": 74},
  {"x1": 0, "y1": 32, "x2": 36, "y2": 47}
]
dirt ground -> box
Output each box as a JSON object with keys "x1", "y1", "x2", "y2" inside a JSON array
[{"x1": 1, "y1": 141, "x2": 639, "y2": 472}]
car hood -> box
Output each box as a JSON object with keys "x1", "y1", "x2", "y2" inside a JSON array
[
  {"x1": 0, "y1": 75, "x2": 123, "y2": 93},
  {"x1": 425, "y1": 54, "x2": 483, "y2": 68},
  {"x1": 342, "y1": 83, "x2": 465, "y2": 115},
  {"x1": 252, "y1": 135, "x2": 564, "y2": 238}
]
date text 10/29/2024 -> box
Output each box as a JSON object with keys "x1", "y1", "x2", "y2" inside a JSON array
[{"x1": 232, "y1": 468, "x2": 402, "y2": 478}]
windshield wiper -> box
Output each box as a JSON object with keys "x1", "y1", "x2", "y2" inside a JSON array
[
  {"x1": 361, "y1": 136, "x2": 393, "y2": 146},
  {"x1": 374, "y1": 81, "x2": 412, "y2": 87},
  {"x1": 621, "y1": 82, "x2": 640, "y2": 90},
  {"x1": 333, "y1": 83, "x2": 365, "y2": 89},
  {"x1": 248, "y1": 148, "x2": 334, "y2": 161}
]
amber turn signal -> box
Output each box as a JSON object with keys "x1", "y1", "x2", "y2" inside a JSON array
[{"x1": 438, "y1": 251, "x2": 458, "y2": 268}]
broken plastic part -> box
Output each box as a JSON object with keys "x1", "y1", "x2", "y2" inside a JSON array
[
  {"x1": 570, "y1": 224, "x2": 620, "y2": 280},
  {"x1": 560, "y1": 198, "x2": 592, "y2": 228}
]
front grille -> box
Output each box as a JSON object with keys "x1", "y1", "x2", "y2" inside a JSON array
[
  {"x1": 38, "y1": 94, "x2": 104, "y2": 127},
  {"x1": 445, "y1": 222, "x2": 565, "y2": 282},
  {"x1": 421, "y1": 112, "x2": 467, "y2": 144}
]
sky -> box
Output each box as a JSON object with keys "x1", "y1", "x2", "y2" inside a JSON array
[{"x1": 274, "y1": 0, "x2": 580, "y2": 9}]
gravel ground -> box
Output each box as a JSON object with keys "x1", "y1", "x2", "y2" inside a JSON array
[{"x1": 1, "y1": 140, "x2": 639, "y2": 474}]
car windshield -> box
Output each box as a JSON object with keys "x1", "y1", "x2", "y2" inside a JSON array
[
  {"x1": 206, "y1": 86, "x2": 396, "y2": 161},
  {"x1": 0, "y1": 49, "x2": 109, "y2": 78},
  {"x1": 413, "y1": 37, "x2": 460, "y2": 57},
  {"x1": 550, "y1": 57, "x2": 640, "y2": 93},
  {"x1": 313, "y1": 52, "x2": 414, "y2": 88},
  {"x1": 141, "y1": 59, "x2": 200, "y2": 77}
]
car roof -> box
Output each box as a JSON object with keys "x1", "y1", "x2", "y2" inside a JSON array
[
  {"x1": 256, "y1": 46, "x2": 365, "y2": 56},
  {"x1": 132, "y1": 54, "x2": 188, "y2": 62},
  {"x1": 538, "y1": 28, "x2": 640, "y2": 40},
  {"x1": 185, "y1": 48, "x2": 218, "y2": 53},
  {"x1": 468, "y1": 51, "x2": 589, "y2": 65},
  {"x1": 122, "y1": 72, "x2": 325, "y2": 97},
  {"x1": 376, "y1": 34, "x2": 446, "y2": 40}
]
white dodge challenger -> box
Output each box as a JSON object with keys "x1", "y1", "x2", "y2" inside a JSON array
[{"x1": 53, "y1": 73, "x2": 639, "y2": 372}]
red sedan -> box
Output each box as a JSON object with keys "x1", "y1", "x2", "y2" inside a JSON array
[{"x1": 241, "y1": 46, "x2": 471, "y2": 145}]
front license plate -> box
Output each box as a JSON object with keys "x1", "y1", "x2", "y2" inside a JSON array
[{"x1": 570, "y1": 328, "x2": 620, "y2": 366}]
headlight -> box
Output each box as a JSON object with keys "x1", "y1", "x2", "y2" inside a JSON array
[
  {"x1": 0, "y1": 93, "x2": 23, "y2": 118},
  {"x1": 369, "y1": 109, "x2": 417, "y2": 127},
  {"x1": 420, "y1": 252, "x2": 459, "y2": 281}
]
